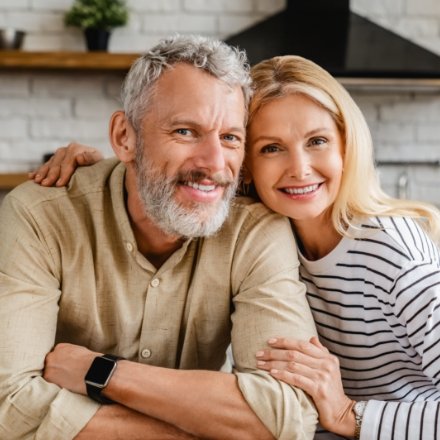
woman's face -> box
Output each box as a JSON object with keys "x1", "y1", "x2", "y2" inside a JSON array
[{"x1": 246, "y1": 93, "x2": 344, "y2": 228}]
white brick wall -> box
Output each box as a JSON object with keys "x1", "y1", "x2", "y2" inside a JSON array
[
  {"x1": 352, "y1": 0, "x2": 440, "y2": 52},
  {"x1": 1, "y1": 0, "x2": 440, "y2": 205}
]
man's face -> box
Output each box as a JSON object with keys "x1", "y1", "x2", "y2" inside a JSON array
[{"x1": 134, "y1": 63, "x2": 246, "y2": 238}]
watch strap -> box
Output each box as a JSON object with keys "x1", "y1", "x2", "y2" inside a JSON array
[
  {"x1": 86, "y1": 382, "x2": 115, "y2": 404},
  {"x1": 85, "y1": 354, "x2": 123, "y2": 404}
]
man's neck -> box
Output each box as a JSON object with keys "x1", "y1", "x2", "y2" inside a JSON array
[{"x1": 125, "y1": 170, "x2": 184, "y2": 269}]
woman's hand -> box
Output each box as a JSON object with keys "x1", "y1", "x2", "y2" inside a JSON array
[
  {"x1": 29, "y1": 143, "x2": 103, "y2": 187},
  {"x1": 256, "y1": 336, "x2": 356, "y2": 438},
  {"x1": 43, "y1": 343, "x2": 101, "y2": 395}
]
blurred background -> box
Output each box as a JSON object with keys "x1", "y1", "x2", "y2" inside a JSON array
[{"x1": 0, "y1": 0, "x2": 440, "y2": 205}]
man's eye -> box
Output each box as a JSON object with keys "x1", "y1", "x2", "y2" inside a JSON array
[
  {"x1": 176, "y1": 128, "x2": 192, "y2": 136},
  {"x1": 223, "y1": 134, "x2": 238, "y2": 142},
  {"x1": 261, "y1": 145, "x2": 280, "y2": 154}
]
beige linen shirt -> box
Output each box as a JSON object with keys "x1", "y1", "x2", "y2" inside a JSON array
[{"x1": 0, "y1": 158, "x2": 317, "y2": 440}]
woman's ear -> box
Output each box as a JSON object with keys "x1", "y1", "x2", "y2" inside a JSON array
[{"x1": 109, "y1": 110, "x2": 137, "y2": 163}]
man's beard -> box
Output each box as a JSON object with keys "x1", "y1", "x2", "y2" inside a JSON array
[{"x1": 134, "y1": 143, "x2": 238, "y2": 238}]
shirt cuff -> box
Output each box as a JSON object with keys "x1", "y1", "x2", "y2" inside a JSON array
[
  {"x1": 235, "y1": 370, "x2": 317, "y2": 440},
  {"x1": 36, "y1": 389, "x2": 100, "y2": 439}
]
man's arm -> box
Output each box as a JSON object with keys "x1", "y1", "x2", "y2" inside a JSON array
[
  {"x1": 76, "y1": 405, "x2": 199, "y2": 440},
  {"x1": 0, "y1": 191, "x2": 197, "y2": 440},
  {"x1": 0, "y1": 191, "x2": 100, "y2": 439},
  {"x1": 44, "y1": 207, "x2": 318, "y2": 440},
  {"x1": 45, "y1": 344, "x2": 274, "y2": 440}
]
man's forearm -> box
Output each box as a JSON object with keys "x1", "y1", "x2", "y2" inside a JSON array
[
  {"x1": 104, "y1": 361, "x2": 274, "y2": 440},
  {"x1": 76, "y1": 404, "x2": 199, "y2": 440}
]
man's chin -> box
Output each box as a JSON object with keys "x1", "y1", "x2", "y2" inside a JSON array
[{"x1": 161, "y1": 202, "x2": 229, "y2": 238}]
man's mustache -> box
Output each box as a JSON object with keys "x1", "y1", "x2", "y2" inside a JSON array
[{"x1": 176, "y1": 169, "x2": 235, "y2": 187}]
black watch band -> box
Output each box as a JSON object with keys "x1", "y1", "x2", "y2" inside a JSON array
[{"x1": 84, "y1": 354, "x2": 123, "y2": 404}]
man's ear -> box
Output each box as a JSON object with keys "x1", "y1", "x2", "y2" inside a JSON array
[
  {"x1": 109, "y1": 110, "x2": 137, "y2": 163},
  {"x1": 242, "y1": 163, "x2": 253, "y2": 184}
]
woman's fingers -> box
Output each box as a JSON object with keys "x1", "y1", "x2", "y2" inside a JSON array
[
  {"x1": 257, "y1": 349, "x2": 328, "y2": 373},
  {"x1": 256, "y1": 338, "x2": 326, "y2": 364},
  {"x1": 29, "y1": 143, "x2": 103, "y2": 187},
  {"x1": 269, "y1": 368, "x2": 317, "y2": 397}
]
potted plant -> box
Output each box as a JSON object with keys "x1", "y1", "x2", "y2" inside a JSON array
[{"x1": 65, "y1": 0, "x2": 129, "y2": 51}]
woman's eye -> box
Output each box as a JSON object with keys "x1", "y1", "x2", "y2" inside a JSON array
[
  {"x1": 309, "y1": 137, "x2": 327, "y2": 146},
  {"x1": 261, "y1": 144, "x2": 280, "y2": 154}
]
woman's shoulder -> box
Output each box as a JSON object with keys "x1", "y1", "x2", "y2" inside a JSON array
[{"x1": 354, "y1": 215, "x2": 439, "y2": 264}]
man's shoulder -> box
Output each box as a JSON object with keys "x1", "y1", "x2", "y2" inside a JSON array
[
  {"x1": 229, "y1": 196, "x2": 288, "y2": 224},
  {"x1": 230, "y1": 196, "x2": 276, "y2": 218},
  {"x1": 222, "y1": 196, "x2": 294, "y2": 241},
  {"x1": 5, "y1": 158, "x2": 122, "y2": 209}
]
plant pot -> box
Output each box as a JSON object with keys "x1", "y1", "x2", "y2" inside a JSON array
[{"x1": 84, "y1": 28, "x2": 111, "y2": 51}]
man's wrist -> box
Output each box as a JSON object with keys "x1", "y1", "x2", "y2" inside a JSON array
[{"x1": 84, "y1": 354, "x2": 124, "y2": 404}]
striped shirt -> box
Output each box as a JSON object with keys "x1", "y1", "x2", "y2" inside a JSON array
[{"x1": 299, "y1": 216, "x2": 440, "y2": 440}]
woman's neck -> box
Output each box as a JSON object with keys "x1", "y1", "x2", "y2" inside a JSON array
[{"x1": 292, "y1": 215, "x2": 342, "y2": 261}]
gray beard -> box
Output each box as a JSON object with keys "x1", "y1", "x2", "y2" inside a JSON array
[{"x1": 134, "y1": 149, "x2": 237, "y2": 238}]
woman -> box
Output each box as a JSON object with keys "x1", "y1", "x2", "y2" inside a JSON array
[
  {"x1": 33, "y1": 55, "x2": 440, "y2": 440},
  {"x1": 246, "y1": 55, "x2": 440, "y2": 440}
]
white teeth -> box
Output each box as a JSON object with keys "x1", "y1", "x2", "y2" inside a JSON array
[
  {"x1": 284, "y1": 184, "x2": 319, "y2": 195},
  {"x1": 186, "y1": 181, "x2": 216, "y2": 192}
]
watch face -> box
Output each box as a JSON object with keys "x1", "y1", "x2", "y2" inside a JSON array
[
  {"x1": 85, "y1": 356, "x2": 116, "y2": 388},
  {"x1": 354, "y1": 400, "x2": 367, "y2": 417}
]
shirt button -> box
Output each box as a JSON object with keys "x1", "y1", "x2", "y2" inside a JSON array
[
  {"x1": 141, "y1": 348, "x2": 152, "y2": 359},
  {"x1": 150, "y1": 278, "x2": 160, "y2": 287},
  {"x1": 126, "y1": 242, "x2": 133, "y2": 252}
]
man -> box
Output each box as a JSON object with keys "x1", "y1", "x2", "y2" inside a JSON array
[{"x1": 0, "y1": 35, "x2": 317, "y2": 439}]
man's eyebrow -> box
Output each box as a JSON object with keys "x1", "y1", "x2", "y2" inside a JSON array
[
  {"x1": 169, "y1": 119, "x2": 246, "y2": 135},
  {"x1": 228, "y1": 126, "x2": 246, "y2": 135}
]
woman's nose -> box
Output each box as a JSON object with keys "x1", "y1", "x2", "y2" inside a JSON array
[{"x1": 286, "y1": 150, "x2": 311, "y2": 180}]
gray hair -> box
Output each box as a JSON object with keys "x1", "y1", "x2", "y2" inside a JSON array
[{"x1": 121, "y1": 34, "x2": 252, "y2": 132}]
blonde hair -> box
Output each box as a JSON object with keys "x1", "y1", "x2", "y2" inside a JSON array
[{"x1": 249, "y1": 55, "x2": 440, "y2": 242}]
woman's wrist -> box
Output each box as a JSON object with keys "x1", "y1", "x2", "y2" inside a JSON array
[{"x1": 333, "y1": 399, "x2": 357, "y2": 438}]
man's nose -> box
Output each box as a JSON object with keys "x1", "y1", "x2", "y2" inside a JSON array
[{"x1": 194, "y1": 135, "x2": 226, "y2": 173}]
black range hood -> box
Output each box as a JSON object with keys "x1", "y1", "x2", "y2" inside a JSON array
[{"x1": 225, "y1": 0, "x2": 440, "y2": 79}]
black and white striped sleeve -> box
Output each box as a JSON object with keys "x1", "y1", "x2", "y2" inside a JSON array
[{"x1": 360, "y1": 257, "x2": 440, "y2": 440}]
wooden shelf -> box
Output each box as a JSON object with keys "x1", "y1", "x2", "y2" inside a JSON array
[
  {"x1": 0, "y1": 173, "x2": 29, "y2": 190},
  {"x1": 339, "y1": 76, "x2": 440, "y2": 90},
  {"x1": 0, "y1": 50, "x2": 140, "y2": 71}
]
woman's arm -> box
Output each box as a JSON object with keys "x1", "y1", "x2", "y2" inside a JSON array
[
  {"x1": 29, "y1": 143, "x2": 103, "y2": 186},
  {"x1": 258, "y1": 255, "x2": 440, "y2": 440}
]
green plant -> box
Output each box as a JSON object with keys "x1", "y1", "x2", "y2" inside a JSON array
[{"x1": 65, "y1": 0, "x2": 128, "y2": 30}]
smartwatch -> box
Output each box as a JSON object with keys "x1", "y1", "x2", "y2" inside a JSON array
[{"x1": 84, "y1": 354, "x2": 123, "y2": 404}]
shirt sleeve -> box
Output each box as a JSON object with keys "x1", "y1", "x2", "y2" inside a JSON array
[
  {"x1": 230, "y1": 207, "x2": 319, "y2": 440},
  {"x1": 0, "y1": 192, "x2": 99, "y2": 440},
  {"x1": 359, "y1": 256, "x2": 440, "y2": 440}
]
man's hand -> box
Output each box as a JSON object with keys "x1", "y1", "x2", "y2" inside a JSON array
[
  {"x1": 29, "y1": 143, "x2": 103, "y2": 187},
  {"x1": 44, "y1": 343, "x2": 101, "y2": 395}
]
